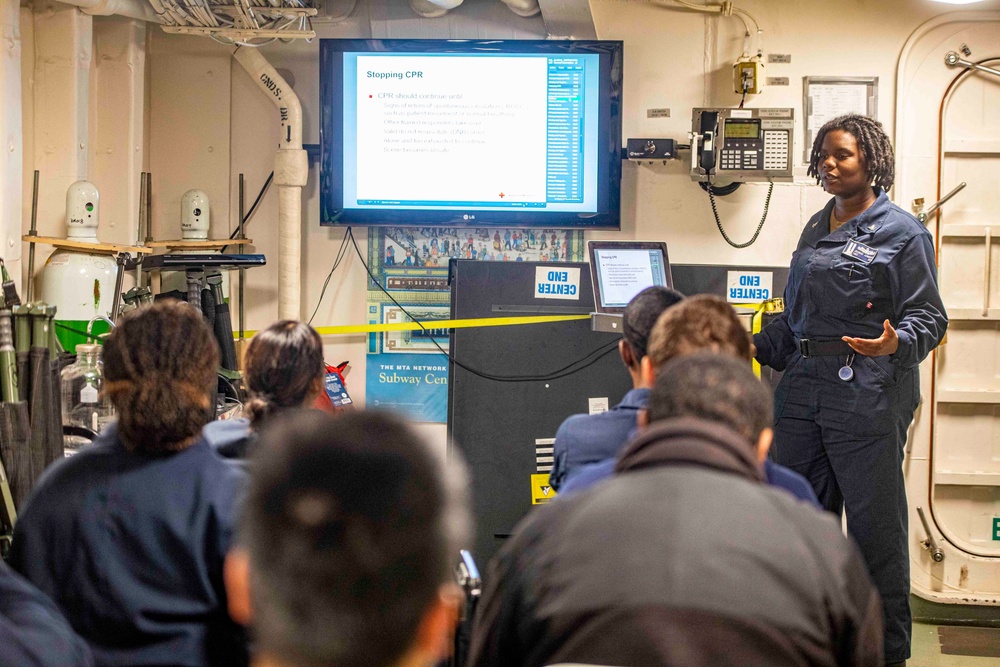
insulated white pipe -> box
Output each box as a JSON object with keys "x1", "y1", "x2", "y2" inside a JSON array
[
  {"x1": 409, "y1": 0, "x2": 464, "y2": 18},
  {"x1": 233, "y1": 47, "x2": 303, "y2": 150},
  {"x1": 56, "y1": 0, "x2": 162, "y2": 22},
  {"x1": 233, "y1": 47, "x2": 308, "y2": 321},
  {"x1": 277, "y1": 185, "x2": 301, "y2": 319}
]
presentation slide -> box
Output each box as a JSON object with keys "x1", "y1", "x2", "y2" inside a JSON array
[
  {"x1": 341, "y1": 52, "x2": 600, "y2": 213},
  {"x1": 357, "y1": 55, "x2": 546, "y2": 205},
  {"x1": 596, "y1": 249, "x2": 663, "y2": 306}
]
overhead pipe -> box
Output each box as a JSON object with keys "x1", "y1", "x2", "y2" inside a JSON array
[
  {"x1": 409, "y1": 0, "x2": 539, "y2": 18},
  {"x1": 537, "y1": 0, "x2": 594, "y2": 36},
  {"x1": 409, "y1": 0, "x2": 464, "y2": 18},
  {"x1": 233, "y1": 46, "x2": 307, "y2": 321},
  {"x1": 55, "y1": 0, "x2": 162, "y2": 22},
  {"x1": 499, "y1": 0, "x2": 540, "y2": 18}
]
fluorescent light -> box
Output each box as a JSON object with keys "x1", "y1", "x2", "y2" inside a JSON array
[{"x1": 931, "y1": 0, "x2": 985, "y2": 4}]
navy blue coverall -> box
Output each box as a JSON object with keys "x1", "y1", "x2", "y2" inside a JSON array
[
  {"x1": 754, "y1": 188, "x2": 947, "y2": 663},
  {"x1": 9, "y1": 423, "x2": 249, "y2": 667},
  {"x1": 0, "y1": 561, "x2": 93, "y2": 666}
]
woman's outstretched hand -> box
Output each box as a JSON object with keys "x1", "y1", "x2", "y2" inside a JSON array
[{"x1": 843, "y1": 319, "x2": 899, "y2": 357}]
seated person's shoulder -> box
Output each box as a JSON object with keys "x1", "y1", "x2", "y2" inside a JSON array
[
  {"x1": 556, "y1": 405, "x2": 631, "y2": 439},
  {"x1": 23, "y1": 426, "x2": 122, "y2": 499},
  {"x1": 763, "y1": 459, "x2": 820, "y2": 507},
  {"x1": 558, "y1": 458, "x2": 617, "y2": 496},
  {"x1": 756, "y1": 481, "x2": 846, "y2": 550},
  {"x1": 0, "y1": 564, "x2": 93, "y2": 666},
  {"x1": 556, "y1": 411, "x2": 595, "y2": 433},
  {"x1": 203, "y1": 418, "x2": 253, "y2": 459}
]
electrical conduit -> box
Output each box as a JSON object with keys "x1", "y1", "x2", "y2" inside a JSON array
[{"x1": 233, "y1": 47, "x2": 307, "y2": 321}]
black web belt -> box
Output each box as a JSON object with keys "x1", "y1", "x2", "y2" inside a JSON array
[{"x1": 798, "y1": 338, "x2": 853, "y2": 358}]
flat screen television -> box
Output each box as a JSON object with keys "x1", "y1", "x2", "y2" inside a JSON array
[{"x1": 320, "y1": 39, "x2": 623, "y2": 229}]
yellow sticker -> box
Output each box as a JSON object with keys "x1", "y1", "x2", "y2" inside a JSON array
[{"x1": 531, "y1": 473, "x2": 557, "y2": 505}]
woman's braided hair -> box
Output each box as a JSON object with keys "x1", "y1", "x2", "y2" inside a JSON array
[
  {"x1": 806, "y1": 114, "x2": 895, "y2": 191},
  {"x1": 103, "y1": 300, "x2": 219, "y2": 453},
  {"x1": 244, "y1": 320, "x2": 325, "y2": 427}
]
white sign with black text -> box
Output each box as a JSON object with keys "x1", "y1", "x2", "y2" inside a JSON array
[
  {"x1": 534, "y1": 266, "x2": 581, "y2": 301},
  {"x1": 726, "y1": 270, "x2": 773, "y2": 303}
]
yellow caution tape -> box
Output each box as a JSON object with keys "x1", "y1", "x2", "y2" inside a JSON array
[
  {"x1": 751, "y1": 308, "x2": 765, "y2": 378},
  {"x1": 732, "y1": 302, "x2": 767, "y2": 378},
  {"x1": 237, "y1": 313, "x2": 590, "y2": 339},
  {"x1": 238, "y1": 300, "x2": 782, "y2": 382}
]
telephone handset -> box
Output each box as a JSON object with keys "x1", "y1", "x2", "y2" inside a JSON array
[
  {"x1": 698, "y1": 111, "x2": 720, "y2": 173},
  {"x1": 690, "y1": 108, "x2": 794, "y2": 183}
]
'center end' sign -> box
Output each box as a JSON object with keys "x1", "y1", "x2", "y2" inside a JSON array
[
  {"x1": 535, "y1": 266, "x2": 581, "y2": 300},
  {"x1": 727, "y1": 270, "x2": 773, "y2": 304}
]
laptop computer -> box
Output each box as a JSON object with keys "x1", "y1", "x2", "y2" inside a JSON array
[{"x1": 588, "y1": 240, "x2": 673, "y2": 332}]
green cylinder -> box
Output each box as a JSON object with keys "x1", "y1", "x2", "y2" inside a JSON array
[
  {"x1": 12, "y1": 305, "x2": 30, "y2": 354},
  {"x1": 29, "y1": 303, "x2": 48, "y2": 349},
  {"x1": 0, "y1": 310, "x2": 18, "y2": 403}
]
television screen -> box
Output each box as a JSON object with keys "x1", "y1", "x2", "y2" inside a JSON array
[{"x1": 320, "y1": 39, "x2": 623, "y2": 228}]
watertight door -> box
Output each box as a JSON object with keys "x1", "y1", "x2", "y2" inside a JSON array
[{"x1": 897, "y1": 13, "x2": 1000, "y2": 604}]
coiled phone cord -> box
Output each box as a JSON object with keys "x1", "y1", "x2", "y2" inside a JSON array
[{"x1": 705, "y1": 180, "x2": 774, "y2": 249}]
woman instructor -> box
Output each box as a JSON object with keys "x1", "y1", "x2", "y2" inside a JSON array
[{"x1": 754, "y1": 114, "x2": 947, "y2": 666}]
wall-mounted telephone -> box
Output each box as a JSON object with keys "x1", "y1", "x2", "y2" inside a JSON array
[{"x1": 690, "y1": 108, "x2": 794, "y2": 183}]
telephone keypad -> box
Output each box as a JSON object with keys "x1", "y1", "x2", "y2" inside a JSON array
[
  {"x1": 720, "y1": 144, "x2": 762, "y2": 171},
  {"x1": 720, "y1": 132, "x2": 790, "y2": 171}
]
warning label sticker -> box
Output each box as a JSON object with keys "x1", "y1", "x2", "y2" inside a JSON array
[{"x1": 531, "y1": 473, "x2": 557, "y2": 505}]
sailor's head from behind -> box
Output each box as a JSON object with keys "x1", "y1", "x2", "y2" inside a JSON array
[
  {"x1": 646, "y1": 352, "x2": 773, "y2": 464},
  {"x1": 642, "y1": 294, "x2": 752, "y2": 387},
  {"x1": 620, "y1": 286, "x2": 685, "y2": 387},
  {"x1": 226, "y1": 409, "x2": 472, "y2": 667}
]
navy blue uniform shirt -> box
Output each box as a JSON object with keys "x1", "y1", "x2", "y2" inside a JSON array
[
  {"x1": 559, "y1": 443, "x2": 820, "y2": 507},
  {"x1": 9, "y1": 424, "x2": 249, "y2": 667},
  {"x1": 0, "y1": 561, "x2": 93, "y2": 666},
  {"x1": 755, "y1": 188, "x2": 947, "y2": 373},
  {"x1": 553, "y1": 390, "x2": 820, "y2": 507},
  {"x1": 550, "y1": 388, "x2": 649, "y2": 491}
]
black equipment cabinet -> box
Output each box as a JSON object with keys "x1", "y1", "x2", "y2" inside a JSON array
[
  {"x1": 447, "y1": 261, "x2": 790, "y2": 569},
  {"x1": 447, "y1": 260, "x2": 631, "y2": 568}
]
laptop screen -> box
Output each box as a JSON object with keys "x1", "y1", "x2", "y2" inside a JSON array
[{"x1": 589, "y1": 241, "x2": 673, "y2": 313}]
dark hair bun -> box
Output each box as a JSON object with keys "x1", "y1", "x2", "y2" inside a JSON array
[{"x1": 102, "y1": 300, "x2": 218, "y2": 452}]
